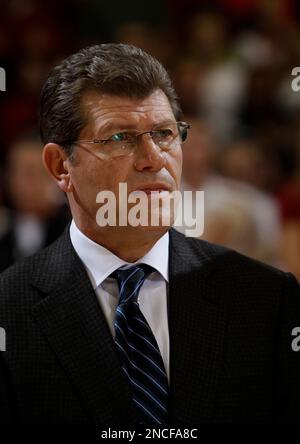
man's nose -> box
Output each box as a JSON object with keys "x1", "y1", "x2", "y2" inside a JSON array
[{"x1": 133, "y1": 133, "x2": 165, "y2": 172}]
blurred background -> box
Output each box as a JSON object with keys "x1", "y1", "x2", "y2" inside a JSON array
[{"x1": 0, "y1": 0, "x2": 300, "y2": 280}]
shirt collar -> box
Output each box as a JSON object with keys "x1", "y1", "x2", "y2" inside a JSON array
[{"x1": 70, "y1": 220, "x2": 169, "y2": 289}]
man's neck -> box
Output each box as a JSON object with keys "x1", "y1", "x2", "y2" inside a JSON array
[{"x1": 74, "y1": 221, "x2": 168, "y2": 262}]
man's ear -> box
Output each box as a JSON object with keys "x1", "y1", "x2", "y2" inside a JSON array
[{"x1": 42, "y1": 143, "x2": 74, "y2": 193}]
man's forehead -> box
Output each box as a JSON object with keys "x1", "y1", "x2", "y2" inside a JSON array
[{"x1": 81, "y1": 89, "x2": 175, "y2": 124}]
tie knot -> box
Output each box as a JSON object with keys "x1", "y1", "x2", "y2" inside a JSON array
[{"x1": 111, "y1": 264, "x2": 154, "y2": 304}]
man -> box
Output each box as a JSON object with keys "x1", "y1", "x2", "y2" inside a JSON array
[{"x1": 0, "y1": 44, "x2": 299, "y2": 425}]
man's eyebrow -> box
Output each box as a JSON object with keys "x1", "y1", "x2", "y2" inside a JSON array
[
  {"x1": 97, "y1": 121, "x2": 138, "y2": 134},
  {"x1": 152, "y1": 119, "x2": 177, "y2": 128},
  {"x1": 98, "y1": 119, "x2": 177, "y2": 135}
]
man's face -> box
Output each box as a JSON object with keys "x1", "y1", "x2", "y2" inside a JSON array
[{"x1": 66, "y1": 89, "x2": 183, "y2": 234}]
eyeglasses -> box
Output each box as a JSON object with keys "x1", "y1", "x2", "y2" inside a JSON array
[{"x1": 65, "y1": 121, "x2": 190, "y2": 159}]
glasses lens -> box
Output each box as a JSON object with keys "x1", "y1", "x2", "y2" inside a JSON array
[
  {"x1": 152, "y1": 129, "x2": 175, "y2": 147},
  {"x1": 102, "y1": 132, "x2": 134, "y2": 157}
]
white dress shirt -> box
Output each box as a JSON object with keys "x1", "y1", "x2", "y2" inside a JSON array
[{"x1": 69, "y1": 221, "x2": 170, "y2": 380}]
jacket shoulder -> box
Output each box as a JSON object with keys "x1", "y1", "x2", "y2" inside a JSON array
[
  {"x1": 0, "y1": 230, "x2": 72, "y2": 304},
  {"x1": 170, "y1": 228, "x2": 289, "y2": 282}
]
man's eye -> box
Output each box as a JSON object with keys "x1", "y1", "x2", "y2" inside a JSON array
[
  {"x1": 108, "y1": 133, "x2": 134, "y2": 142},
  {"x1": 109, "y1": 133, "x2": 130, "y2": 142},
  {"x1": 156, "y1": 129, "x2": 173, "y2": 138}
]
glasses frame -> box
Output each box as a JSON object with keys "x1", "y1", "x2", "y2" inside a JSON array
[{"x1": 63, "y1": 121, "x2": 191, "y2": 160}]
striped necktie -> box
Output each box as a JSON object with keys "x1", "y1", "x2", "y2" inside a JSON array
[{"x1": 112, "y1": 264, "x2": 169, "y2": 425}]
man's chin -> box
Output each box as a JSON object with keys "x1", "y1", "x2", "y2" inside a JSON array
[{"x1": 129, "y1": 224, "x2": 171, "y2": 235}]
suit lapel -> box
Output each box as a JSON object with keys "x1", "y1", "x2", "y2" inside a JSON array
[
  {"x1": 168, "y1": 229, "x2": 229, "y2": 424},
  {"x1": 30, "y1": 229, "x2": 139, "y2": 425}
]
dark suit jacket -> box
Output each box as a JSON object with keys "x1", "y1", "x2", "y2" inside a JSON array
[{"x1": 0, "y1": 227, "x2": 300, "y2": 424}]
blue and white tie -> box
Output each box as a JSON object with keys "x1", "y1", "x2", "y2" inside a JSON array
[{"x1": 112, "y1": 264, "x2": 169, "y2": 425}]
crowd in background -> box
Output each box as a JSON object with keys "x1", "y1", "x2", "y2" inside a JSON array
[{"x1": 0, "y1": 0, "x2": 300, "y2": 281}]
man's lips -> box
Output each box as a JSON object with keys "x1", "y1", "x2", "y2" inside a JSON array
[{"x1": 133, "y1": 184, "x2": 171, "y2": 195}]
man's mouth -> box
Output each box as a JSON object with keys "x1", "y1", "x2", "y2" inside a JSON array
[
  {"x1": 141, "y1": 189, "x2": 169, "y2": 195},
  {"x1": 134, "y1": 184, "x2": 171, "y2": 195}
]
